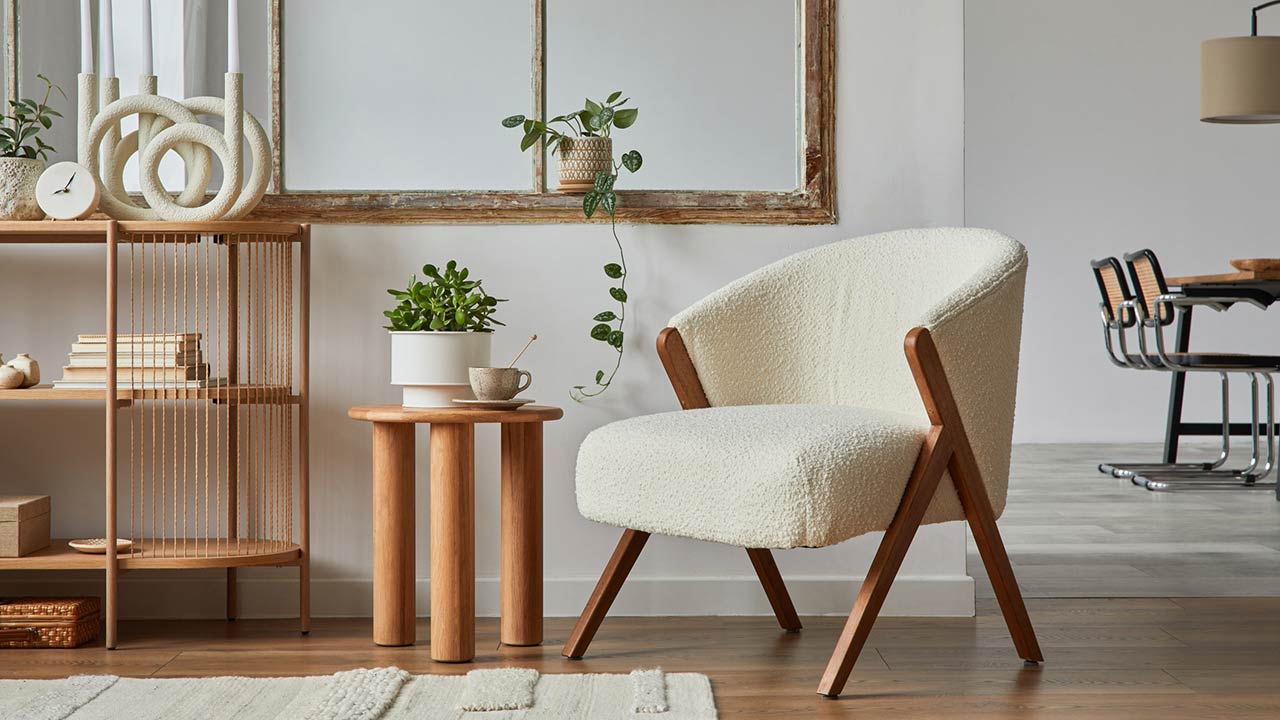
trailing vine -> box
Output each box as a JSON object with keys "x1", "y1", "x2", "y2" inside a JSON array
[
  {"x1": 502, "y1": 93, "x2": 643, "y2": 401},
  {"x1": 573, "y1": 158, "x2": 641, "y2": 400}
]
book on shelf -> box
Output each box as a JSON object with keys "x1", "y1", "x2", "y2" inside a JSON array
[
  {"x1": 70, "y1": 341, "x2": 200, "y2": 355},
  {"x1": 68, "y1": 352, "x2": 202, "y2": 368},
  {"x1": 76, "y1": 333, "x2": 201, "y2": 344},
  {"x1": 58, "y1": 364, "x2": 210, "y2": 383},
  {"x1": 51, "y1": 378, "x2": 227, "y2": 390}
]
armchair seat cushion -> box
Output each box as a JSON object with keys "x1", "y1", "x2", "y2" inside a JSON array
[{"x1": 575, "y1": 404, "x2": 965, "y2": 549}]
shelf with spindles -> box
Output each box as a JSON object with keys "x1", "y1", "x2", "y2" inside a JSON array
[
  {"x1": 0, "y1": 384, "x2": 300, "y2": 403},
  {"x1": 0, "y1": 539, "x2": 302, "y2": 570},
  {"x1": 0, "y1": 220, "x2": 312, "y2": 648}
]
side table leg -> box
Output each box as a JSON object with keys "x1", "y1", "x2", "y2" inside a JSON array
[
  {"x1": 430, "y1": 423, "x2": 476, "y2": 662},
  {"x1": 373, "y1": 422, "x2": 416, "y2": 647},
  {"x1": 501, "y1": 422, "x2": 544, "y2": 646}
]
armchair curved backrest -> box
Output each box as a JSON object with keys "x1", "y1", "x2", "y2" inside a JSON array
[{"x1": 669, "y1": 227, "x2": 1028, "y2": 517}]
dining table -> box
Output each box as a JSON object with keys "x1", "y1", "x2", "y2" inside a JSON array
[{"x1": 1161, "y1": 260, "x2": 1280, "y2": 464}]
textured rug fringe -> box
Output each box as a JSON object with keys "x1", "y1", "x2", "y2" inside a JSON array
[
  {"x1": 631, "y1": 667, "x2": 669, "y2": 713},
  {"x1": 16, "y1": 674, "x2": 118, "y2": 720},
  {"x1": 303, "y1": 667, "x2": 410, "y2": 720},
  {"x1": 458, "y1": 667, "x2": 540, "y2": 711}
]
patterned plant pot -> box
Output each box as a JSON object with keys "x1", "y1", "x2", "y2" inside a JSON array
[
  {"x1": 0, "y1": 157, "x2": 44, "y2": 220},
  {"x1": 557, "y1": 136, "x2": 613, "y2": 193}
]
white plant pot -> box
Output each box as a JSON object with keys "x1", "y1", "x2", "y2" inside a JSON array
[
  {"x1": 0, "y1": 157, "x2": 45, "y2": 220},
  {"x1": 390, "y1": 331, "x2": 492, "y2": 408}
]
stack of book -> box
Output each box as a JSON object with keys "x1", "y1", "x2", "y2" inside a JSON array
[{"x1": 53, "y1": 333, "x2": 212, "y2": 389}]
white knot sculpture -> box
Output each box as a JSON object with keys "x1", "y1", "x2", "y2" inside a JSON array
[{"x1": 78, "y1": 72, "x2": 269, "y2": 221}]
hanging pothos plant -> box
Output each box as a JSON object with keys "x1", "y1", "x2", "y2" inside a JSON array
[{"x1": 503, "y1": 92, "x2": 643, "y2": 401}]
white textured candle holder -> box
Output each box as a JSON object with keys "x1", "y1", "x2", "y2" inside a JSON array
[{"x1": 78, "y1": 72, "x2": 270, "y2": 221}]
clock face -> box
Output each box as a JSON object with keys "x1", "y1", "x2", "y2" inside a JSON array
[{"x1": 35, "y1": 161, "x2": 100, "y2": 221}]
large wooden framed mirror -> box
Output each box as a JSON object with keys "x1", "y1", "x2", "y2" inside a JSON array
[{"x1": 7, "y1": 0, "x2": 834, "y2": 224}]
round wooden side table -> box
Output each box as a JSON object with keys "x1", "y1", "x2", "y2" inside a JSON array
[{"x1": 348, "y1": 404, "x2": 564, "y2": 662}]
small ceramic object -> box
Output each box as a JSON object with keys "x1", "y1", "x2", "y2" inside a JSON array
[
  {"x1": 0, "y1": 157, "x2": 45, "y2": 220},
  {"x1": 0, "y1": 363, "x2": 24, "y2": 389},
  {"x1": 557, "y1": 136, "x2": 613, "y2": 193},
  {"x1": 68, "y1": 538, "x2": 134, "y2": 554},
  {"x1": 468, "y1": 366, "x2": 532, "y2": 401},
  {"x1": 36, "y1": 161, "x2": 100, "y2": 220},
  {"x1": 391, "y1": 331, "x2": 493, "y2": 408},
  {"x1": 7, "y1": 353, "x2": 39, "y2": 388},
  {"x1": 452, "y1": 397, "x2": 536, "y2": 410}
]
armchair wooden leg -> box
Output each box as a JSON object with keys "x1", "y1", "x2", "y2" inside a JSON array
[
  {"x1": 949, "y1": 448, "x2": 1043, "y2": 663},
  {"x1": 817, "y1": 426, "x2": 953, "y2": 698},
  {"x1": 563, "y1": 529, "x2": 650, "y2": 659},
  {"x1": 746, "y1": 548, "x2": 802, "y2": 632}
]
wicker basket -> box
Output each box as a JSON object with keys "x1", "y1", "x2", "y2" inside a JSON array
[{"x1": 0, "y1": 597, "x2": 101, "y2": 648}]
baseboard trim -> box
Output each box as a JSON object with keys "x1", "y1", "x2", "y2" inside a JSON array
[{"x1": 0, "y1": 575, "x2": 975, "y2": 619}]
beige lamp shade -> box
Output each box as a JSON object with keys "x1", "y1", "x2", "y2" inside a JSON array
[{"x1": 1202, "y1": 36, "x2": 1280, "y2": 123}]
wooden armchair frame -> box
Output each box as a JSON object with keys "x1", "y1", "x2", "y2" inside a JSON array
[{"x1": 563, "y1": 325, "x2": 1043, "y2": 698}]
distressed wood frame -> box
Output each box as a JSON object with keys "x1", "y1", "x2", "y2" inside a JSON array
[
  {"x1": 253, "y1": 0, "x2": 836, "y2": 224},
  {"x1": 4, "y1": 0, "x2": 834, "y2": 224}
]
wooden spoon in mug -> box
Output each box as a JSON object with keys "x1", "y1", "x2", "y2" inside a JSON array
[{"x1": 508, "y1": 335, "x2": 537, "y2": 368}]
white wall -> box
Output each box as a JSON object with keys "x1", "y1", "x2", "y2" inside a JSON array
[
  {"x1": 0, "y1": 0, "x2": 973, "y2": 618},
  {"x1": 967, "y1": 0, "x2": 1280, "y2": 443}
]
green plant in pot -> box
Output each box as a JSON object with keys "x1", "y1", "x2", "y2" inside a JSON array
[
  {"x1": 384, "y1": 260, "x2": 506, "y2": 408},
  {"x1": 503, "y1": 92, "x2": 643, "y2": 401},
  {"x1": 0, "y1": 73, "x2": 64, "y2": 220}
]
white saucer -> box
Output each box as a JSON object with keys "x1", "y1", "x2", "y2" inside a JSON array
[
  {"x1": 68, "y1": 538, "x2": 134, "y2": 554},
  {"x1": 451, "y1": 397, "x2": 535, "y2": 410}
]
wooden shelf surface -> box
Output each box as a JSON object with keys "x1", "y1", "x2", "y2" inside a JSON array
[
  {"x1": 0, "y1": 384, "x2": 299, "y2": 404},
  {"x1": 0, "y1": 539, "x2": 301, "y2": 570},
  {"x1": 0, "y1": 220, "x2": 305, "y2": 244}
]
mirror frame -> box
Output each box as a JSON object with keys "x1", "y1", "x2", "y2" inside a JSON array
[{"x1": 7, "y1": 0, "x2": 835, "y2": 225}]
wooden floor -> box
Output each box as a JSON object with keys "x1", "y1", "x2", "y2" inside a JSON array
[
  {"x1": 5, "y1": 444, "x2": 1280, "y2": 717},
  {"x1": 1, "y1": 600, "x2": 1278, "y2": 719},
  {"x1": 976, "y1": 443, "x2": 1280, "y2": 598}
]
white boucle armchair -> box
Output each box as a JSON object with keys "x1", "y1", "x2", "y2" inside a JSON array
[{"x1": 563, "y1": 228, "x2": 1044, "y2": 697}]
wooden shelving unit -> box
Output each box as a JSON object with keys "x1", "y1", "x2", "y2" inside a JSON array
[{"x1": 0, "y1": 220, "x2": 311, "y2": 648}]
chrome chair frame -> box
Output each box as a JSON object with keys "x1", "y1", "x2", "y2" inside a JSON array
[{"x1": 1124, "y1": 252, "x2": 1278, "y2": 490}]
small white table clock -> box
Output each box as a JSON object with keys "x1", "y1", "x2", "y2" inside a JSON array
[{"x1": 35, "y1": 161, "x2": 100, "y2": 220}]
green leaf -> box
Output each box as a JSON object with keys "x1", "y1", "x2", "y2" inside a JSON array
[
  {"x1": 585, "y1": 98, "x2": 603, "y2": 115},
  {"x1": 608, "y1": 330, "x2": 624, "y2": 348},
  {"x1": 621, "y1": 150, "x2": 642, "y2": 173},
  {"x1": 610, "y1": 287, "x2": 628, "y2": 302},
  {"x1": 593, "y1": 311, "x2": 617, "y2": 321},
  {"x1": 598, "y1": 107, "x2": 615, "y2": 127},
  {"x1": 603, "y1": 263, "x2": 623, "y2": 279},
  {"x1": 593, "y1": 171, "x2": 615, "y2": 194},
  {"x1": 590, "y1": 323, "x2": 612, "y2": 340},
  {"x1": 38, "y1": 115, "x2": 51, "y2": 129},
  {"x1": 429, "y1": 317, "x2": 445, "y2": 330},
  {"x1": 502, "y1": 114, "x2": 526, "y2": 128},
  {"x1": 595, "y1": 369, "x2": 606, "y2": 383},
  {"x1": 520, "y1": 129, "x2": 540, "y2": 151},
  {"x1": 583, "y1": 191, "x2": 601, "y2": 218},
  {"x1": 613, "y1": 108, "x2": 638, "y2": 129},
  {"x1": 607, "y1": 91, "x2": 622, "y2": 104},
  {"x1": 601, "y1": 192, "x2": 617, "y2": 216}
]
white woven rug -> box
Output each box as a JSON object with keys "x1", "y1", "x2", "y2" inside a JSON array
[{"x1": 0, "y1": 667, "x2": 717, "y2": 720}]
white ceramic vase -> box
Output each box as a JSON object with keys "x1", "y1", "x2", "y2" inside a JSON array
[
  {"x1": 6, "y1": 353, "x2": 39, "y2": 388},
  {"x1": 0, "y1": 157, "x2": 45, "y2": 220},
  {"x1": 389, "y1": 331, "x2": 493, "y2": 408}
]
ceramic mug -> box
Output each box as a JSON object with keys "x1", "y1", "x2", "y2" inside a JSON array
[{"x1": 468, "y1": 367, "x2": 532, "y2": 401}]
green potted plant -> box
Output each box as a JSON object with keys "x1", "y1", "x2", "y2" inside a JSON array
[
  {"x1": 0, "y1": 74, "x2": 63, "y2": 220},
  {"x1": 384, "y1": 261, "x2": 506, "y2": 407},
  {"x1": 503, "y1": 92, "x2": 643, "y2": 401},
  {"x1": 503, "y1": 92, "x2": 638, "y2": 193}
]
